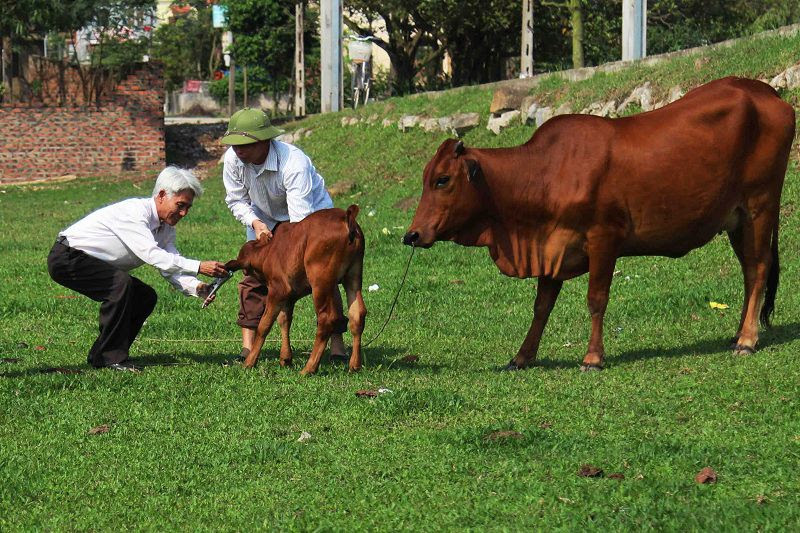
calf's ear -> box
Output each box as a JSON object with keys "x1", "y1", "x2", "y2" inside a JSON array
[{"x1": 464, "y1": 158, "x2": 481, "y2": 182}]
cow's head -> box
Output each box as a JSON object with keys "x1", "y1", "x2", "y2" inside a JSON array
[{"x1": 403, "y1": 139, "x2": 486, "y2": 248}]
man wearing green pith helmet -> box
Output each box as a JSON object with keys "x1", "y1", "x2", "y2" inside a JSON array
[{"x1": 220, "y1": 107, "x2": 349, "y2": 362}]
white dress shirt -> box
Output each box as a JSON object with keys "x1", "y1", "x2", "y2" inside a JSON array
[
  {"x1": 222, "y1": 140, "x2": 333, "y2": 230},
  {"x1": 60, "y1": 197, "x2": 202, "y2": 296}
]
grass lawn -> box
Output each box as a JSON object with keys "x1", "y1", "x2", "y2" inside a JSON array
[{"x1": 2, "y1": 30, "x2": 800, "y2": 530}]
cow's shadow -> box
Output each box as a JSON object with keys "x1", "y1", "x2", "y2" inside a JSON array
[{"x1": 532, "y1": 321, "x2": 800, "y2": 370}]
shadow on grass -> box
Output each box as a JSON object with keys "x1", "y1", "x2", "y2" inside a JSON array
[{"x1": 528, "y1": 321, "x2": 800, "y2": 371}]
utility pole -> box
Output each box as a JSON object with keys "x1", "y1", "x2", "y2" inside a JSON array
[
  {"x1": 295, "y1": 0, "x2": 306, "y2": 117},
  {"x1": 320, "y1": 0, "x2": 342, "y2": 113},
  {"x1": 622, "y1": 0, "x2": 647, "y2": 61},
  {"x1": 520, "y1": 0, "x2": 534, "y2": 78},
  {"x1": 228, "y1": 56, "x2": 236, "y2": 115}
]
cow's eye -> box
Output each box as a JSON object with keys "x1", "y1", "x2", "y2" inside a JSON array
[{"x1": 435, "y1": 176, "x2": 450, "y2": 188}]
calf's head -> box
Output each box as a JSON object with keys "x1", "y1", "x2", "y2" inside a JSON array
[{"x1": 404, "y1": 139, "x2": 485, "y2": 248}]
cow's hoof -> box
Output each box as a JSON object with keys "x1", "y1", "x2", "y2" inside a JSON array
[
  {"x1": 502, "y1": 359, "x2": 527, "y2": 371},
  {"x1": 580, "y1": 364, "x2": 603, "y2": 372},
  {"x1": 733, "y1": 344, "x2": 755, "y2": 356},
  {"x1": 729, "y1": 336, "x2": 740, "y2": 349}
]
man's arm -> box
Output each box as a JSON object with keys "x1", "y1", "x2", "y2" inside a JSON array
[
  {"x1": 111, "y1": 214, "x2": 201, "y2": 276},
  {"x1": 222, "y1": 151, "x2": 260, "y2": 228},
  {"x1": 161, "y1": 241, "x2": 227, "y2": 297}
]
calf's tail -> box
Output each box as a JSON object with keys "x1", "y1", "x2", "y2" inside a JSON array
[
  {"x1": 224, "y1": 259, "x2": 243, "y2": 273},
  {"x1": 760, "y1": 223, "x2": 779, "y2": 329},
  {"x1": 346, "y1": 205, "x2": 360, "y2": 244}
]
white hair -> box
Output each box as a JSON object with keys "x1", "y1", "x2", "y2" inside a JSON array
[{"x1": 152, "y1": 166, "x2": 204, "y2": 198}]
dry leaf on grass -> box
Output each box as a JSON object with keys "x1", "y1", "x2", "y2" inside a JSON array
[
  {"x1": 484, "y1": 430, "x2": 523, "y2": 441},
  {"x1": 695, "y1": 466, "x2": 717, "y2": 484},
  {"x1": 578, "y1": 464, "x2": 604, "y2": 478},
  {"x1": 88, "y1": 424, "x2": 110, "y2": 435},
  {"x1": 608, "y1": 473, "x2": 625, "y2": 480},
  {"x1": 539, "y1": 422, "x2": 553, "y2": 429},
  {"x1": 355, "y1": 389, "x2": 379, "y2": 398},
  {"x1": 1, "y1": 358, "x2": 20, "y2": 363},
  {"x1": 400, "y1": 355, "x2": 419, "y2": 363},
  {"x1": 34, "y1": 345, "x2": 46, "y2": 351},
  {"x1": 709, "y1": 301, "x2": 729, "y2": 310},
  {"x1": 41, "y1": 368, "x2": 82, "y2": 375}
]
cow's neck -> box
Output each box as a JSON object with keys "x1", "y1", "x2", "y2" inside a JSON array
[{"x1": 452, "y1": 147, "x2": 567, "y2": 279}]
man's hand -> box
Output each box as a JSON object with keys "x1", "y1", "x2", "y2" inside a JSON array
[
  {"x1": 199, "y1": 261, "x2": 228, "y2": 277},
  {"x1": 197, "y1": 282, "x2": 214, "y2": 300},
  {"x1": 252, "y1": 219, "x2": 273, "y2": 241}
]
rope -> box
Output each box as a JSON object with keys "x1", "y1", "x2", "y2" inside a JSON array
[
  {"x1": 363, "y1": 243, "x2": 415, "y2": 348},
  {"x1": 139, "y1": 244, "x2": 416, "y2": 352}
]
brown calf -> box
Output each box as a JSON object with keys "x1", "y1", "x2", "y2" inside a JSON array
[{"x1": 225, "y1": 205, "x2": 367, "y2": 375}]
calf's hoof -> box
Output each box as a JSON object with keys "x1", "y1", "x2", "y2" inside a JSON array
[
  {"x1": 581, "y1": 352, "x2": 604, "y2": 372},
  {"x1": 733, "y1": 344, "x2": 756, "y2": 356},
  {"x1": 279, "y1": 358, "x2": 293, "y2": 368},
  {"x1": 348, "y1": 365, "x2": 362, "y2": 373}
]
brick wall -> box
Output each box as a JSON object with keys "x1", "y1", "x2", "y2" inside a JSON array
[{"x1": 0, "y1": 63, "x2": 165, "y2": 183}]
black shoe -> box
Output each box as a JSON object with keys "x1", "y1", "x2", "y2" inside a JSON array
[
  {"x1": 234, "y1": 348, "x2": 249, "y2": 363},
  {"x1": 105, "y1": 361, "x2": 142, "y2": 373},
  {"x1": 329, "y1": 353, "x2": 349, "y2": 365}
]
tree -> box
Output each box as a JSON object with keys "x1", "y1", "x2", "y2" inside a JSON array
[
  {"x1": 542, "y1": 0, "x2": 584, "y2": 68},
  {"x1": 151, "y1": 2, "x2": 221, "y2": 92},
  {"x1": 345, "y1": 0, "x2": 442, "y2": 95},
  {"x1": 0, "y1": 0, "x2": 156, "y2": 104},
  {"x1": 421, "y1": 0, "x2": 520, "y2": 85},
  {"x1": 213, "y1": 0, "x2": 319, "y2": 114}
]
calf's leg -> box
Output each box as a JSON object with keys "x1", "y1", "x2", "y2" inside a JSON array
[
  {"x1": 301, "y1": 286, "x2": 339, "y2": 375},
  {"x1": 507, "y1": 276, "x2": 562, "y2": 370},
  {"x1": 343, "y1": 269, "x2": 366, "y2": 372},
  {"x1": 277, "y1": 304, "x2": 294, "y2": 367},
  {"x1": 243, "y1": 295, "x2": 282, "y2": 369}
]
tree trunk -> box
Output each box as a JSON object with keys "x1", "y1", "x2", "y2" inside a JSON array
[
  {"x1": 2, "y1": 35, "x2": 12, "y2": 102},
  {"x1": 569, "y1": 0, "x2": 584, "y2": 68}
]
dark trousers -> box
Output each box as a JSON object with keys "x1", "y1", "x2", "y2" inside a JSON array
[
  {"x1": 237, "y1": 273, "x2": 268, "y2": 329},
  {"x1": 47, "y1": 240, "x2": 157, "y2": 367}
]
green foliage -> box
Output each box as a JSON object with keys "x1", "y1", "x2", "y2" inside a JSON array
[{"x1": 151, "y1": 7, "x2": 220, "y2": 92}]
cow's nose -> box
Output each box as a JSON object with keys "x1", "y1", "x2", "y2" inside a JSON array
[{"x1": 402, "y1": 231, "x2": 419, "y2": 246}]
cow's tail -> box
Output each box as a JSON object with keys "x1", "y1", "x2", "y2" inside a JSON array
[
  {"x1": 760, "y1": 223, "x2": 780, "y2": 329},
  {"x1": 346, "y1": 204, "x2": 360, "y2": 244}
]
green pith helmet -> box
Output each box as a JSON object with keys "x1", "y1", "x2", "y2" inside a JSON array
[{"x1": 220, "y1": 108, "x2": 283, "y2": 145}]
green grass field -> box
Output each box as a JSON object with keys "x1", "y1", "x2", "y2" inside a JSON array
[{"x1": 2, "y1": 30, "x2": 800, "y2": 530}]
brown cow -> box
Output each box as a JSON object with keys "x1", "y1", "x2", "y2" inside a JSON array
[
  {"x1": 225, "y1": 206, "x2": 367, "y2": 374},
  {"x1": 403, "y1": 77, "x2": 795, "y2": 371}
]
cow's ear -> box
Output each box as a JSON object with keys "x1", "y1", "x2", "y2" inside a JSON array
[
  {"x1": 464, "y1": 158, "x2": 481, "y2": 182},
  {"x1": 454, "y1": 140, "x2": 465, "y2": 157}
]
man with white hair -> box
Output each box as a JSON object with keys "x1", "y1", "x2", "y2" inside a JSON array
[{"x1": 47, "y1": 166, "x2": 229, "y2": 372}]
